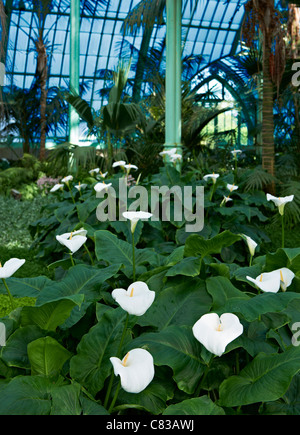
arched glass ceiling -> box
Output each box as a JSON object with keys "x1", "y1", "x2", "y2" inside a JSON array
[{"x1": 4, "y1": 0, "x2": 246, "y2": 110}]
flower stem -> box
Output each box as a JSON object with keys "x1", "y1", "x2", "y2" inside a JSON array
[
  {"x1": 195, "y1": 356, "x2": 214, "y2": 396},
  {"x1": 282, "y1": 213, "x2": 285, "y2": 249},
  {"x1": 103, "y1": 313, "x2": 129, "y2": 410},
  {"x1": 84, "y1": 244, "x2": 94, "y2": 266},
  {"x1": 2, "y1": 278, "x2": 15, "y2": 311},
  {"x1": 132, "y1": 231, "x2": 136, "y2": 282},
  {"x1": 249, "y1": 255, "x2": 253, "y2": 267},
  {"x1": 108, "y1": 380, "x2": 121, "y2": 414},
  {"x1": 67, "y1": 183, "x2": 75, "y2": 204},
  {"x1": 69, "y1": 253, "x2": 75, "y2": 267}
]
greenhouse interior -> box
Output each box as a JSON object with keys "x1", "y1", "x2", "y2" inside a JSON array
[{"x1": 0, "y1": 0, "x2": 299, "y2": 417}]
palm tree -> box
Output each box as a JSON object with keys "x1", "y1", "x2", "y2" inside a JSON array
[{"x1": 242, "y1": 0, "x2": 286, "y2": 188}]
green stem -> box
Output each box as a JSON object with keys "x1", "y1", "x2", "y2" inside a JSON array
[
  {"x1": 132, "y1": 231, "x2": 136, "y2": 282},
  {"x1": 195, "y1": 356, "x2": 214, "y2": 396},
  {"x1": 2, "y1": 278, "x2": 15, "y2": 311},
  {"x1": 70, "y1": 253, "x2": 75, "y2": 267},
  {"x1": 209, "y1": 183, "x2": 216, "y2": 202},
  {"x1": 103, "y1": 313, "x2": 129, "y2": 410},
  {"x1": 84, "y1": 244, "x2": 94, "y2": 266},
  {"x1": 108, "y1": 380, "x2": 121, "y2": 414},
  {"x1": 282, "y1": 213, "x2": 285, "y2": 249},
  {"x1": 67, "y1": 183, "x2": 75, "y2": 204},
  {"x1": 249, "y1": 255, "x2": 253, "y2": 267}
]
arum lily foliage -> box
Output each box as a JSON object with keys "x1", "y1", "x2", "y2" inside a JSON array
[{"x1": 1, "y1": 164, "x2": 300, "y2": 416}]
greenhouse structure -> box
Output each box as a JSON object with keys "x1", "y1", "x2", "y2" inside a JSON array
[{"x1": 0, "y1": 0, "x2": 299, "y2": 417}]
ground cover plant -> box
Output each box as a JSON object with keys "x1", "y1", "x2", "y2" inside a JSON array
[{"x1": 0, "y1": 158, "x2": 300, "y2": 416}]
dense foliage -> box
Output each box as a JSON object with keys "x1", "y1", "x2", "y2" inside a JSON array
[{"x1": 0, "y1": 160, "x2": 300, "y2": 416}]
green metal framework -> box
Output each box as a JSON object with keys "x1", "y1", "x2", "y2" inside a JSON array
[{"x1": 3, "y1": 0, "x2": 247, "y2": 139}]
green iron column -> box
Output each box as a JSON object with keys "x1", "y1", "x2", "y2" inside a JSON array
[
  {"x1": 164, "y1": 0, "x2": 182, "y2": 165},
  {"x1": 69, "y1": 0, "x2": 80, "y2": 147}
]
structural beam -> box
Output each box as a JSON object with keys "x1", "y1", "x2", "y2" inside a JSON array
[
  {"x1": 69, "y1": 0, "x2": 80, "y2": 147},
  {"x1": 164, "y1": 0, "x2": 182, "y2": 162}
]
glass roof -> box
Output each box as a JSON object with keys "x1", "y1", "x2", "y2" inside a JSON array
[{"x1": 3, "y1": 0, "x2": 248, "y2": 138}]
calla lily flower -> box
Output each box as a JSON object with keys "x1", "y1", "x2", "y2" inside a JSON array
[
  {"x1": 0, "y1": 258, "x2": 26, "y2": 279},
  {"x1": 61, "y1": 175, "x2": 73, "y2": 184},
  {"x1": 226, "y1": 183, "x2": 238, "y2": 192},
  {"x1": 75, "y1": 182, "x2": 87, "y2": 191},
  {"x1": 94, "y1": 182, "x2": 112, "y2": 194},
  {"x1": 246, "y1": 267, "x2": 295, "y2": 293},
  {"x1": 112, "y1": 160, "x2": 126, "y2": 169},
  {"x1": 170, "y1": 153, "x2": 182, "y2": 163},
  {"x1": 192, "y1": 313, "x2": 243, "y2": 357},
  {"x1": 110, "y1": 348, "x2": 155, "y2": 393},
  {"x1": 242, "y1": 234, "x2": 257, "y2": 257},
  {"x1": 124, "y1": 164, "x2": 138, "y2": 171},
  {"x1": 112, "y1": 281, "x2": 155, "y2": 316},
  {"x1": 99, "y1": 171, "x2": 108, "y2": 178},
  {"x1": 56, "y1": 229, "x2": 87, "y2": 254},
  {"x1": 221, "y1": 195, "x2": 233, "y2": 205},
  {"x1": 159, "y1": 148, "x2": 177, "y2": 157},
  {"x1": 203, "y1": 173, "x2": 219, "y2": 184},
  {"x1": 231, "y1": 149, "x2": 242, "y2": 157},
  {"x1": 50, "y1": 183, "x2": 64, "y2": 193},
  {"x1": 266, "y1": 194, "x2": 294, "y2": 216},
  {"x1": 89, "y1": 168, "x2": 100, "y2": 176},
  {"x1": 122, "y1": 211, "x2": 153, "y2": 233}
]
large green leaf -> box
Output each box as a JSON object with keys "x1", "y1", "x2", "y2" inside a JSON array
[
  {"x1": 95, "y1": 230, "x2": 159, "y2": 276},
  {"x1": 184, "y1": 230, "x2": 241, "y2": 259},
  {"x1": 165, "y1": 257, "x2": 201, "y2": 277},
  {"x1": 130, "y1": 325, "x2": 206, "y2": 394},
  {"x1": 137, "y1": 277, "x2": 211, "y2": 330},
  {"x1": 206, "y1": 276, "x2": 250, "y2": 312},
  {"x1": 0, "y1": 276, "x2": 51, "y2": 297},
  {"x1": 0, "y1": 376, "x2": 53, "y2": 415},
  {"x1": 28, "y1": 336, "x2": 72, "y2": 376},
  {"x1": 50, "y1": 383, "x2": 82, "y2": 415},
  {"x1": 36, "y1": 264, "x2": 120, "y2": 305},
  {"x1": 163, "y1": 396, "x2": 225, "y2": 415},
  {"x1": 20, "y1": 296, "x2": 84, "y2": 331},
  {"x1": 1, "y1": 325, "x2": 45, "y2": 369},
  {"x1": 70, "y1": 307, "x2": 132, "y2": 396},
  {"x1": 219, "y1": 346, "x2": 300, "y2": 407}
]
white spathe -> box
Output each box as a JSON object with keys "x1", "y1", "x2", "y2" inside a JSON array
[
  {"x1": 50, "y1": 184, "x2": 64, "y2": 193},
  {"x1": 89, "y1": 168, "x2": 100, "y2": 175},
  {"x1": 94, "y1": 182, "x2": 112, "y2": 193},
  {"x1": 75, "y1": 183, "x2": 87, "y2": 191},
  {"x1": 61, "y1": 175, "x2": 73, "y2": 184},
  {"x1": 0, "y1": 258, "x2": 26, "y2": 279},
  {"x1": 226, "y1": 183, "x2": 238, "y2": 192},
  {"x1": 110, "y1": 348, "x2": 155, "y2": 394},
  {"x1": 122, "y1": 211, "x2": 153, "y2": 233},
  {"x1": 112, "y1": 160, "x2": 126, "y2": 168},
  {"x1": 203, "y1": 173, "x2": 220, "y2": 184},
  {"x1": 246, "y1": 267, "x2": 295, "y2": 293},
  {"x1": 112, "y1": 281, "x2": 155, "y2": 316},
  {"x1": 192, "y1": 313, "x2": 243, "y2": 357},
  {"x1": 56, "y1": 229, "x2": 87, "y2": 254},
  {"x1": 266, "y1": 194, "x2": 294, "y2": 216},
  {"x1": 242, "y1": 234, "x2": 258, "y2": 257}
]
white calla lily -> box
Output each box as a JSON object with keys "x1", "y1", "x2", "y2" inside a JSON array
[
  {"x1": 242, "y1": 234, "x2": 258, "y2": 257},
  {"x1": 110, "y1": 348, "x2": 155, "y2": 393},
  {"x1": 0, "y1": 258, "x2": 26, "y2": 279},
  {"x1": 99, "y1": 171, "x2": 108, "y2": 178},
  {"x1": 203, "y1": 173, "x2": 219, "y2": 184},
  {"x1": 112, "y1": 160, "x2": 126, "y2": 169},
  {"x1": 61, "y1": 175, "x2": 73, "y2": 184},
  {"x1": 50, "y1": 183, "x2": 64, "y2": 193},
  {"x1": 112, "y1": 281, "x2": 155, "y2": 316},
  {"x1": 266, "y1": 194, "x2": 294, "y2": 216},
  {"x1": 231, "y1": 149, "x2": 242, "y2": 157},
  {"x1": 89, "y1": 168, "x2": 100, "y2": 176},
  {"x1": 56, "y1": 229, "x2": 87, "y2": 254},
  {"x1": 122, "y1": 211, "x2": 153, "y2": 233},
  {"x1": 226, "y1": 183, "x2": 238, "y2": 192},
  {"x1": 75, "y1": 182, "x2": 87, "y2": 191},
  {"x1": 94, "y1": 182, "x2": 112, "y2": 194},
  {"x1": 159, "y1": 148, "x2": 177, "y2": 157},
  {"x1": 192, "y1": 313, "x2": 243, "y2": 357},
  {"x1": 246, "y1": 267, "x2": 295, "y2": 293},
  {"x1": 124, "y1": 164, "x2": 138, "y2": 171}
]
